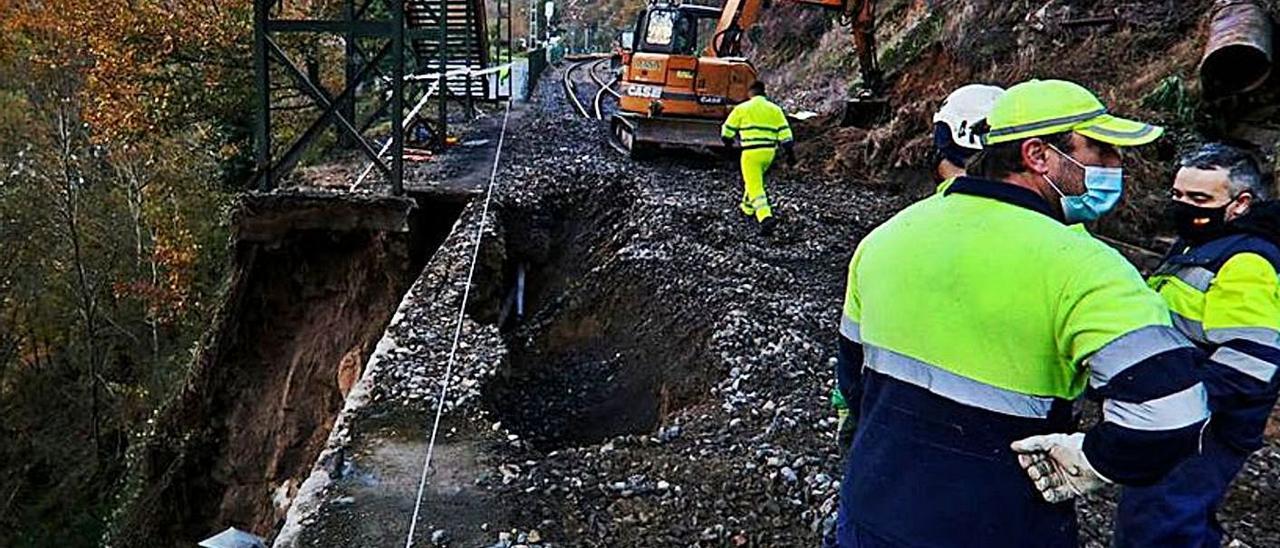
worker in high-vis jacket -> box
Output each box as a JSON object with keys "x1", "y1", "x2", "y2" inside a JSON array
[
  {"x1": 1114, "y1": 143, "x2": 1280, "y2": 547},
  {"x1": 721, "y1": 81, "x2": 795, "y2": 237},
  {"x1": 833, "y1": 79, "x2": 1210, "y2": 548},
  {"x1": 831, "y1": 83, "x2": 1003, "y2": 455}
]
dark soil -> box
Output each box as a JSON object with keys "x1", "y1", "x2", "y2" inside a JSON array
[
  {"x1": 108, "y1": 193, "x2": 461, "y2": 546},
  {"x1": 482, "y1": 182, "x2": 717, "y2": 451},
  {"x1": 457, "y1": 66, "x2": 910, "y2": 546}
]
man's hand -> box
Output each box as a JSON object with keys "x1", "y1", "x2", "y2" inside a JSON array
[
  {"x1": 721, "y1": 136, "x2": 735, "y2": 148},
  {"x1": 1010, "y1": 433, "x2": 1111, "y2": 503}
]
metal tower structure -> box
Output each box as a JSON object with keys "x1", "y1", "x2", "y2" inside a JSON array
[{"x1": 252, "y1": 0, "x2": 503, "y2": 194}]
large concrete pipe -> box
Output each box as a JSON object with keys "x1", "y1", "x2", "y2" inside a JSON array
[{"x1": 1200, "y1": 0, "x2": 1274, "y2": 97}]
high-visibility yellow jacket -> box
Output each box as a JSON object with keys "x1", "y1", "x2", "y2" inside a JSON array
[
  {"x1": 834, "y1": 176, "x2": 1208, "y2": 547},
  {"x1": 721, "y1": 96, "x2": 794, "y2": 150},
  {"x1": 1149, "y1": 232, "x2": 1280, "y2": 454}
]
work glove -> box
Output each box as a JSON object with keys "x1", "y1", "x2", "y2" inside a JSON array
[
  {"x1": 1010, "y1": 433, "x2": 1111, "y2": 504},
  {"x1": 721, "y1": 136, "x2": 735, "y2": 148},
  {"x1": 832, "y1": 387, "x2": 856, "y2": 456},
  {"x1": 836, "y1": 408, "x2": 856, "y2": 457}
]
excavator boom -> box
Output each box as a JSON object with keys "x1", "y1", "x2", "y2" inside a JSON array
[
  {"x1": 706, "y1": 0, "x2": 763, "y2": 57},
  {"x1": 709, "y1": 0, "x2": 879, "y2": 91}
]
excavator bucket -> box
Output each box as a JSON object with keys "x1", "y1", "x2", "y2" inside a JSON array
[{"x1": 840, "y1": 95, "x2": 891, "y2": 128}]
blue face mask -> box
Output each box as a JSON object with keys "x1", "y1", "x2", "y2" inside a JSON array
[{"x1": 1042, "y1": 144, "x2": 1123, "y2": 223}]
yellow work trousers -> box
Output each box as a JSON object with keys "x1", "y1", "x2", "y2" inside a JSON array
[{"x1": 738, "y1": 147, "x2": 775, "y2": 223}]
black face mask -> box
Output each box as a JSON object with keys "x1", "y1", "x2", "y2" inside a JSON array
[{"x1": 1166, "y1": 200, "x2": 1232, "y2": 243}]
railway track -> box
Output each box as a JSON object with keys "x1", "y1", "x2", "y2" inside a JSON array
[
  {"x1": 588, "y1": 58, "x2": 619, "y2": 120},
  {"x1": 563, "y1": 56, "x2": 634, "y2": 156},
  {"x1": 563, "y1": 57, "x2": 616, "y2": 121}
]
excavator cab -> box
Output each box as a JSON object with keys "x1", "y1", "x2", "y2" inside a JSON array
[
  {"x1": 632, "y1": 6, "x2": 703, "y2": 56},
  {"x1": 612, "y1": 1, "x2": 757, "y2": 158}
]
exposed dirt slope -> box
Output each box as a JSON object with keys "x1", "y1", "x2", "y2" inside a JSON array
[
  {"x1": 755, "y1": 0, "x2": 1225, "y2": 243},
  {"x1": 106, "y1": 193, "x2": 439, "y2": 546}
]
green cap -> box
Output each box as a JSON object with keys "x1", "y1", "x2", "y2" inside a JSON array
[{"x1": 981, "y1": 79, "x2": 1163, "y2": 147}]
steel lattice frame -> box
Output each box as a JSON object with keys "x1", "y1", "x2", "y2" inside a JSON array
[{"x1": 253, "y1": 0, "x2": 411, "y2": 194}]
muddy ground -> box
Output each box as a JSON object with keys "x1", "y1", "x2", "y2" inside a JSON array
[{"x1": 271, "y1": 65, "x2": 1280, "y2": 548}]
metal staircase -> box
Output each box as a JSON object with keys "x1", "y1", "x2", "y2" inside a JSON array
[{"x1": 406, "y1": 0, "x2": 491, "y2": 99}]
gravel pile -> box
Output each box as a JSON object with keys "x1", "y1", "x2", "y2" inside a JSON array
[
  {"x1": 470, "y1": 69, "x2": 907, "y2": 546},
  {"x1": 281, "y1": 66, "x2": 1280, "y2": 547}
]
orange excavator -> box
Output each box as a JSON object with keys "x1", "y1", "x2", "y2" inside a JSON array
[{"x1": 610, "y1": 0, "x2": 882, "y2": 158}]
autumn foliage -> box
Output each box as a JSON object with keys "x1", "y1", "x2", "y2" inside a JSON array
[
  {"x1": 5, "y1": 0, "x2": 250, "y2": 143},
  {"x1": 0, "y1": 1, "x2": 255, "y2": 544}
]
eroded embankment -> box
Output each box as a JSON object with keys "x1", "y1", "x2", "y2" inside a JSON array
[
  {"x1": 266, "y1": 169, "x2": 730, "y2": 546},
  {"x1": 107, "y1": 191, "x2": 463, "y2": 546},
  {"x1": 478, "y1": 184, "x2": 718, "y2": 451}
]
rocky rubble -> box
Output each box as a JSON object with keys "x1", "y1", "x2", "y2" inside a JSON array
[
  {"x1": 471, "y1": 69, "x2": 906, "y2": 546},
  {"x1": 277, "y1": 65, "x2": 1280, "y2": 547},
  {"x1": 480, "y1": 67, "x2": 1280, "y2": 547}
]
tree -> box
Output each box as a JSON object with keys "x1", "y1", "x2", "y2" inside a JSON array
[{"x1": 0, "y1": 1, "x2": 250, "y2": 543}]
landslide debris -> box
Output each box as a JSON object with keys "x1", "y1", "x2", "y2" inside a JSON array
[
  {"x1": 432, "y1": 59, "x2": 1280, "y2": 546},
  {"x1": 464, "y1": 68, "x2": 910, "y2": 546}
]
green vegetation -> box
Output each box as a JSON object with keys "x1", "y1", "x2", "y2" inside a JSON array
[
  {"x1": 0, "y1": 2, "x2": 255, "y2": 545},
  {"x1": 876, "y1": 8, "x2": 943, "y2": 80},
  {"x1": 1141, "y1": 76, "x2": 1199, "y2": 129}
]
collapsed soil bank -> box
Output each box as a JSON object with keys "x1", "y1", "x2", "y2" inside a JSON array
[
  {"x1": 269, "y1": 153, "x2": 733, "y2": 546},
  {"x1": 478, "y1": 185, "x2": 718, "y2": 451},
  {"x1": 108, "y1": 192, "x2": 462, "y2": 546}
]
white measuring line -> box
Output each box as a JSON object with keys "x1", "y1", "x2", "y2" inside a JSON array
[
  {"x1": 402, "y1": 97, "x2": 512, "y2": 548},
  {"x1": 351, "y1": 63, "x2": 514, "y2": 190}
]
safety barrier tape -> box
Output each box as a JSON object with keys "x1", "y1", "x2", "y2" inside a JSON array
[{"x1": 351, "y1": 63, "x2": 515, "y2": 190}]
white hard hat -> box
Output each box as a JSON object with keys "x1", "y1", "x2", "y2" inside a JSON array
[{"x1": 933, "y1": 84, "x2": 1005, "y2": 151}]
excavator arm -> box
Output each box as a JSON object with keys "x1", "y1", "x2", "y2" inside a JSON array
[
  {"x1": 847, "y1": 0, "x2": 881, "y2": 94},
  {"x1": 705, "y1": 0, "x2": 880, "y2": 94},
  {"x1": 706, "y1": 0, "x2": 765, "y2": 57}
]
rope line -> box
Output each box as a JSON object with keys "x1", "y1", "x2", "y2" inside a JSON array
[{"x1": 403, "y1": 98, "x2": 512, "y2": 548}]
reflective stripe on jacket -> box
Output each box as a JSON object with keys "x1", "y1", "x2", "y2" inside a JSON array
[
  {"x1": 1150, "y1": 233, "x2": 1280, "y2": 454},
  {"x1": 721, "y1": 96, "x2": 794, "y2": 149}
]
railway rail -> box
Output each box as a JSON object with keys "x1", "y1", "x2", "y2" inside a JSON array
[
  {"x1": 563, "y1": 56, "x2": 632, "y2": 156},
  {"x1": 588, "y1": 58, "x2": 619, "y2": 120},
  {"x1": 563, "y1": 57, "x2": 616, "y2": 121}
]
